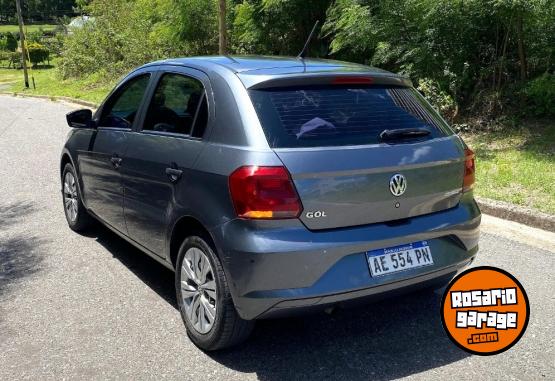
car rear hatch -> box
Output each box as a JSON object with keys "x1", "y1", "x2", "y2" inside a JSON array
[{"x1": 245, "y1": 74, "x2": 467, "y2": 230}]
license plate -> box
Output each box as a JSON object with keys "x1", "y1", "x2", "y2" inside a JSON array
[{"x1": 366, "y1": 241, "x2": 433, "y2": 277}]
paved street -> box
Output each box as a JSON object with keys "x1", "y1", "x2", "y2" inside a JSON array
[{"x1": 0, "y1": 95, "x2": 554, "y2": 380}]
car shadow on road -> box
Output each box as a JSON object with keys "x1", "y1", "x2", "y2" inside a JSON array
[
  {"x1": 87, "y1": 223, "x2": 469, "y2": 381},
  {"x1": 0, "y1": 201, "x2": 46, "y2": 300},
  {"x1": 210, "y1": 291, "x2": 470, "y2": 381},
  {"x1": 84, "y1": 224, "x2": 177, "y2": 307}
]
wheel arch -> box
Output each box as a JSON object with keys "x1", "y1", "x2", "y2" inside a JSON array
[
  {"x1": 168, "y1": 215, "x2": 217, "y2": 270},
  {"x1": 60, "y1": 151, "x2": 74, "y2": 181}
]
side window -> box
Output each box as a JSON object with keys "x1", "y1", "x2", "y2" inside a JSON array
[
  {"x1": 143, "y1": 73, "x2": 208, "y2": 137},
  {"x1": 99, "y1": 74, "x2": 150, "y2": 128}
]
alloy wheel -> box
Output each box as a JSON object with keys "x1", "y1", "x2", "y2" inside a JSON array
[
  {"x1": 63, "y1": 171, "x2": 78, "y2": 222},
  {"x1": 180, "y1": 247, "x2": 217, "y2": 334}
]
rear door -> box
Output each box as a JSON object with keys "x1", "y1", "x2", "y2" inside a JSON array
[
  {"x1": 248, "y1": 84, "x2": 466, "y2": 230},
  {"x1": 122, "y1": 67, "x2": 212, "y2": 255}
]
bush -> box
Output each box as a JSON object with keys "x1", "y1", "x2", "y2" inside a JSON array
[
  {"x1": 0, "y1": 50, "x2": 10, "y2": 66},
  {"x1": 5, "y1": 32, "x2": 17, "y2": 52},
  {"x1": 521, "y1": 74, "x2": 555, "y2": 117},
  {"x1": 27, "y1": 42, "x2": 50, "y2": 66},
  {"x1": 416, "y1": 78, "x2": 457, "y2": 120},
  {"x1": 0, "y1": 51, "x2": 21, "y2": 68}
]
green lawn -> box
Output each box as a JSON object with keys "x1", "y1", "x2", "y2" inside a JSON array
[
  {"x1": 463, "y1": 121, "x2": 555, "y2": 214},
  {"x1": 0, "y1": 60, "x2": 115, "y2": 105},
  {"x1": 0, "y1": 24, "x2": 57, "y2": 33}
]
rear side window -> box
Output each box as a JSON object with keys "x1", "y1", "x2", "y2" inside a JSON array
[
  {"x1": 249, "y1": 85, "x2": 452, "y2": 148},
  {"x1": 143, "y1": 73, "x2": 208, "y2": 136}
]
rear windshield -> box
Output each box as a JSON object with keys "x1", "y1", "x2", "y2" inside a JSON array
[{"x1": 248, "y1": 85, "x2": 452, "y2": 148}]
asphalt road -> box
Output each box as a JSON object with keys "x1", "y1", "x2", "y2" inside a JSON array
[{"x1": 0, "y1": 95, "x2": 554, "y2": 380}]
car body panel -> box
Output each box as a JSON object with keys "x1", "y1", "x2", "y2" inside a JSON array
[
  {"x1": 77, "y1": 128, "x2": 129, "y2": 233},
  {"x1": 121, "y1": 66, "x2": 214, "y2": 255},
  {"x1": 209, "y1": 192, "x2": 480, "y2": 319},
  {"x1": 60, "y1": 55, "x2": 481, "y2": 320},
  {"x1": 275, "y1": 136, "x2": 466, "y2": 230}
]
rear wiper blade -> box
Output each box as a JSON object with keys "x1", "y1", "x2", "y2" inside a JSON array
[{"x1": 379, "y1": 128, "x2": 431, "y2": 141}]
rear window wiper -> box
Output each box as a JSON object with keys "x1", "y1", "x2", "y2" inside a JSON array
[{"x1": 379, "y1": 128, "x2": 431, "y2": 142}]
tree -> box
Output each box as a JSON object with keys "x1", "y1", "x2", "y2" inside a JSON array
[{"x1": 218, "y1": 0, "x2": 227, "y2": 54}]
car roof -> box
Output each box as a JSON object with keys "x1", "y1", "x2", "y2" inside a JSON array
[
  {"x1": 138, "y1": 55, "x2": 411, "y2": 88},
  {"x1": 143, "y1": 55, "x2": 388, "y2": 73}
]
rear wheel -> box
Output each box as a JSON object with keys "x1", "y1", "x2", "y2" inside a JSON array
[
  {"x1": 175, "y1": 234, "x2": 254, "y2": 351},
  {"x1": 62, "y1": 163, "x2": 92, "y2": 232}
]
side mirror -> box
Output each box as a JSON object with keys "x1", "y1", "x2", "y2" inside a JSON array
[{"x1": 66, "y1": 109, "x2": 94, "y2": 128}]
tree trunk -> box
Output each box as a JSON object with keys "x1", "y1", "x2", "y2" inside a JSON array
[
  {"x1": 516, "y1": 13, "x2": 527, "y2": 80},
  {"x1": 218, "y1": 0, "x2": 227, "y2": 55},
  {"x1": 497, "y1": 20, "x2": 511, "y2": 90}
]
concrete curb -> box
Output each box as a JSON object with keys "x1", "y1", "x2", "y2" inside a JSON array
[
  {"x1": 476, "y1": 197, "x2": 555, "y2": 232},
  {"x1": 1, "y1": 92, "x2": 98, "y2": 108}
]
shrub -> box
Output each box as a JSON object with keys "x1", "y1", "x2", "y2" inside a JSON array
[
  {"x1": 1, "y1": 51, "x2": 21, "y2": 68},
  {"x1": 416, "y1": 78, "x2": 457, "y2": 120},
  {"x1": 6, "y1": 32, "x2": 17, "y2": 52},
  {"x1": 27, "y1": 42, "x2": 50, "y2": 66},
  {"x1": 0, "y1": 50, "x2": 9, "y2": 67},
  {"x1": 521, "y1": 74, "x2": 555, "y2": 117}
]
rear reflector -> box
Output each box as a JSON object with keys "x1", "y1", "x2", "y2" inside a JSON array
[
  {"x1": 463, "y1": 148, "x2": 475, "y2": 192},
  {"x1": 229, "y1": 166, "x2": 302, "y2": 219}
]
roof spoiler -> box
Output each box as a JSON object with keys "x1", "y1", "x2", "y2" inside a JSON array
[{"x1": 242, "y1": 73, "x2": 413, "y2": 90}]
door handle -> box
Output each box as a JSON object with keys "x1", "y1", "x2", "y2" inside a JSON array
[
  {"x1": 166, "y1": 167, "x2": 183, "y2": 183},
  {"x1": 110, "y1": 156, "x2": 123, "y2": 168}
]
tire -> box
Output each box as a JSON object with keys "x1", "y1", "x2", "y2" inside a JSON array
[
  {"x1": 62, "y1": 163, "x2": 93, "y2": 232},
  {"x1": 175, "y1": 234, "x2": 254, "y2": 351}
]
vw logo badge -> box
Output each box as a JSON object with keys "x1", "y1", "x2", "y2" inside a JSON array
[{"x1": 389, "y1": 174, "x2": 407, "y2": 196}]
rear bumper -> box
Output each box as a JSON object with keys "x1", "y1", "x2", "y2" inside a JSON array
[{"x1": 210, "y1": 193, "x2": 481, "y2": 320}]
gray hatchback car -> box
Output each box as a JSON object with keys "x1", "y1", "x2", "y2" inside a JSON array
[{"x1": 60, "y1": 56, "x2": 480, "y2": 350}]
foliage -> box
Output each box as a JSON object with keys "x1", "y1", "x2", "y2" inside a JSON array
[
  {"x1": 0, "y1": 50, "x2": 21, "y2": 68},
  {"x1": 416, "y1": 78, "x2": 457, "y2": 120},
  {"x1": 171, "y1": 0, "x2": 219, "y2": 55},
  {"x1": 323, "y1": 0, "x2": 554, "y2": 119},
  {"x1": 58, "y1": 0, "x2": 220, "y2": 79},
  {"x1": 59, "y1": 0, "x2": 164, "y2": 78},
  {"x1": 0, "y1": 0, "x2": 77, "y2": 23},
  {"x1": 5, "y1": 32, "x2": 18, "y2": 52},
  {"x1": 27, "y1": 42, "x2": 50, "y2": 66},
  {"x1": 31, "y1": 0, "x2": 555, "y2": 122},
  {"x1": 521, "y1": 74, "x2": 555, "y2": 117},
  {"x1": 232, "y1": 0, "x2": 331, "y2": 55}
]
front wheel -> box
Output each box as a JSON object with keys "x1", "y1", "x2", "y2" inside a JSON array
[
  {"x1": 62, "y1": 163, "x2": 92, "y2": 232},
  {"x1": 175, "y1": 235, "x2": 254, "y2": 351}
]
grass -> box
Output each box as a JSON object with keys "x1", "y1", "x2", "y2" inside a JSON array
[
  {"x1": 0, "y1": 58, "x2": 115, "y2": 105},
  {"x1": 463, "y1": 121, "x2": 555, "y2": 214},
  {"x1": 0, "y1": 24, "x2": 57, "y2": 33}
]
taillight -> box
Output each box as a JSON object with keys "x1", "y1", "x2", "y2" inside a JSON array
[
  {"x1": 463, "y1": 148, "x2": 475, "y2": 192},
  {"x1": 229, "y1": 166, "x2": 302, "y2": 219}
]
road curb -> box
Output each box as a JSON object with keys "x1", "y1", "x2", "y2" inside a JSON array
[
  {"x1": 476, "y1": 197, "x2": 555, "y2": 232},
  {"x1": 1, "y1": 92, "x2": 98, "y2": 108}
]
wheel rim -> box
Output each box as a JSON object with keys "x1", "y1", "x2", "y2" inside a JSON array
[
  {"x1": 180, "y1": 247, "x2": 217, "y2": 334},
  {"x1": 63, "y1": 171, "x2": 78, "y2": 223}
]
